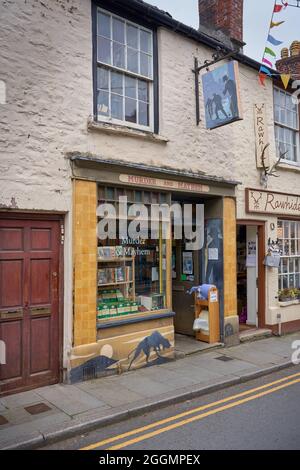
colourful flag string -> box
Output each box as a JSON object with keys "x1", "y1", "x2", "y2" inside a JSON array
[
  {"x1": 267, "y1": 34, "x2": 283, "y2": 46},
  {"x1": 270, "y1": 20, "x2": 285, "y2": 27},
  {"x1": 265, "y1": 46, "x2": 277, "y2": 57},
  {"x1": 258, "y1": 1, "x2": 288, "y2": 86},
  {"x1": 263, "y1": 57, "x2": 273, "y2": 67}
]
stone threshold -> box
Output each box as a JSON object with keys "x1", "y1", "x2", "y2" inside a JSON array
[{"x1": 239, "y1": 328, "x2": 272, "y2": 343}]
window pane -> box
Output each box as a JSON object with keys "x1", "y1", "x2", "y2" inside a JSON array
[
  {"x1": 140, "y1": 30, "x2": 151, "y2": 53},
  {"x1": 113, "y1": 18, "x2": 125, "y2": 43},
  {"x1": 127, "y1": 47, "x2": 139, "y2": 73},
  {"x1": 111, "y1": 71, "x2": 123, "y2": 95},
  {"x1": 98, "y1": 37, "x2": 111, "y2": 64},
  {"x1": 97, "y1": 67, "x2": 109, "y2": 91},
  {"x1": 98, "y1": 12, "x2": 111, "y2": 38},
  {"x1": 113, "y1": 42, "x2": 125, "y2": 68},
  {"x1": 140, "y1": 52, "x2": 151, "y2": 77},
  {"x1": 138, "y1": 80, "x2": 148, "y2": 102},
  {"x1": 139, "y1": 101, "x2": 149, "y2": 126},
  {"x1": 125, "y1": 98, "x2": 137, "y2": 123},
  {"x1": 111, "y1": 94, "x2": 123, "y2": 120},
  {"x1": 97, "y1": 90, "x2": 109, "y2": 116},
  {"x1": 127, "y1": 24, "x2": 138, "y2": 49},
  {"x1": 125, "y1": 76, "x2": 136, "y2": 99}
]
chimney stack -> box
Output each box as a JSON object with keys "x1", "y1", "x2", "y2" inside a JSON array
[
  {"x1": 276, "y1": 41, "x2": 300, "y2": 78},
  {"x1": 198, "y1": 0, "x2": 244, "y2": 45}
]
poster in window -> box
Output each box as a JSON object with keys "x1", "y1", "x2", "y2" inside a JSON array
[
  {"x1": 202, "y1": 60, "x2": 243, "y2": 130},
  {"x1": 182, "y1": 251, "x2": 194, "y2": 275}
]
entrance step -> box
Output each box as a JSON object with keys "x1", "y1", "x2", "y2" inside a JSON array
[
  {"x1": 239, "y1": 328, "x2": 272, "y2": 343},
  {"x1": 175, "y1": 333, "x2": 223, "y2": 359}
]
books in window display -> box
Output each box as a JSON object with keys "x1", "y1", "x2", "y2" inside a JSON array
[
  {"x1": 98, "y1": 246, "x2": 125, "y2": 259},
  {"x1": 98, "y1": 268, "x2": 116, "y2": 285}
]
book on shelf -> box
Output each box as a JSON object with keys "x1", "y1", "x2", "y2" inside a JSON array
[{"x1": 98, "y1": 246, "x2": 125, "y2": 259}]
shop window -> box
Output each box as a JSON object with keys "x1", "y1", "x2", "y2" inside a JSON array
[
  {"x1": 95, "y1": 7, "x2": 154, "y2": 131},
  {"x1": 278, "y1": 220, "x2": 300, "y2": 290},
  {"x1": 97, "y1": 185, "x2": 171, "y2": 322},
  {"x1": 274, "y1": 87, "x2": 300, "y2": 163}
]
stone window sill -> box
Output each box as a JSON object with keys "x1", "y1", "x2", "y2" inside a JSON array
[
  {"x1": 278, "y1": 161, "x2": 300, "y2": 173},
  {"x1": 87, "y1": 118, "x2": 169, "y2": 144},
  {"x1": 278, "y1": 299, "x2": 300, "y2": 307}
]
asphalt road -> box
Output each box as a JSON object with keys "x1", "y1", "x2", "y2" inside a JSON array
[{"x1": 41, "y1": 365, "x2": 300, "y2": 450}]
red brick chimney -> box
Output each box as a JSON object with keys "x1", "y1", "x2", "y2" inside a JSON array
[
  {"x1": 276, "y1": 41, "x2": 300, "y2": 78},
  {"x1": 198, "y1": 0, "x2": 244, "y2": 44}
]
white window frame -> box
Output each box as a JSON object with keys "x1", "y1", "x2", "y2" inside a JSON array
[
  {"x1": 96, "y1": 7, "x2": 154, "y2": 132},
  {"x1": 278, "y1": 219, "x2": 300, "y2": 291},
  {"x1": 274, "y1": 87, "x2": 300, "y2": 165}
]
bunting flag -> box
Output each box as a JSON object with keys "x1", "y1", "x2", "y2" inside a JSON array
[
  {"x1": 274, "y1": 4, "x2": 284, "y2": 12},
  {"x1": 263, "y1": 57, "x2": 273, "y2": 67},
  {"x1": 281, "y1": 73, "x2": 291, "y2": 89},
  {"x1": 267, "y1": 34, "x2": 283, "y2": 46},
  {"x1": 264, "y1": 46, "x2": 277, "y2": 57},
  {"x1": 270, "y1": 20, "x2": 285, "y2": 28},
  {"x1": 259, "y1": 65, "x2": 272, "y2": 76},
  {"x1": 258, "y1": 2, "x2": 289, "y2": 87},
  {"x1": 258, "y1": 72, "x2": 267, "y2": 87}
]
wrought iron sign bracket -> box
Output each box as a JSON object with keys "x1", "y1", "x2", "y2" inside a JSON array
[{"x1": 192, "y1": 47, "x2": 239, "y2": 125}]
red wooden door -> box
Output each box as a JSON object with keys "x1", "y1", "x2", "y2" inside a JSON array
[{"x1": 0, "y1": 218, "x2": 61, "y2": 395}]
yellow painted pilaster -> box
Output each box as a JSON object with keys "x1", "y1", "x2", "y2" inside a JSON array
[
  {"x1": 73, "y1": 180, "x2": 97, "y2": 346},
  {"x1": 223, "y1": 197, "x2": 237, "y2": 318}
]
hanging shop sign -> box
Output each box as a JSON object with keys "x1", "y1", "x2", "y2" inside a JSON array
[
  {"x1": 246, "y1": 188, "x2": 300, "y2": 216},
  {"x1": 119, "y1": 174, "x2": 210, "y2": 193},
  {"x1": 202, "y1": 60, "x2": 243, "y2": 130},
  {"x1": 254, "y1": 103, "x2": 270, "y2": 169}
]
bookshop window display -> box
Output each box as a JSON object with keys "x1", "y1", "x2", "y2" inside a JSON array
[{"x1": 97, "y1": 185, "x2": 171, "y2": 322}]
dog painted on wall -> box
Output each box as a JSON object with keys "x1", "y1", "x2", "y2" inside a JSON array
[{"x1": 128, "y1": 331, "x2": 171, "y2": 371}]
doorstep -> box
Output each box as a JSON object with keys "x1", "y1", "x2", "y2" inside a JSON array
[{"x1": 239, "y1": 328, "x2": 272, "y2": 343}]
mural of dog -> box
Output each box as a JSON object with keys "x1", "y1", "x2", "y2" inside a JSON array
[{"x1": 128, "y1": 331, "x2": 171, "y2": 371}]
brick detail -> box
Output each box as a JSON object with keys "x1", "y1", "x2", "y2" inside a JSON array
[
  {"x1": 223, "y1": 197, "x2": 237, "y2": 318},
  {"x1": 73, "y1": 180, "x2": 97, "y2": 346},
  {"x1": 198, "y1": 0, "x2": 244, "y2": 43},
  {"x1": 276, "y1": 56, "x2": 300, "y2": 77}
]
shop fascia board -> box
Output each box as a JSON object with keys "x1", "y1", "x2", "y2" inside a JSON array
[{"x1": 69, "y1": 155, "x2": 240, "y2": 198}]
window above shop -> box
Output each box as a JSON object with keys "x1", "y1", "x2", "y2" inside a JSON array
[
  {"x1": 94, "y1": 7, "x2": 156, "y2": 132},
  {"x1": 274, "y1": 87, "x2": 300, "y2": 164}
]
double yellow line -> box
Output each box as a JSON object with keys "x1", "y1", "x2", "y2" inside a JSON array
[{"x1": 81, "y1": 371, "x2": 300, "y2": 451}]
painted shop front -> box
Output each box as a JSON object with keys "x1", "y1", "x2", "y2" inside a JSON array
[
  {"x1": 236, "y1": 187, "x2": 300, "y2": 335},
  {"x1": 69, "y1": 157, "x2": 238, "y2": 382}
]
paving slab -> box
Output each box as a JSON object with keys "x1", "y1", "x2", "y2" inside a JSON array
[
  {"x1": 160, "y1": 361, "x2": 233, "y2": 383},
  {"x1": 224, "y1": 345, "x2": 285, "y2": 366},
  {"x1": 115, "y1": 373, "x2": 176, "y2": 398},
  {"x1": 35, "y1": 384, "x2": 107, "y2": 416},
  {"x1": 0, "y1": 390, "x2": 43, "y2": 409},
  {"x1": 81, "y1": 382, "x2": 144, "y2": 407}
]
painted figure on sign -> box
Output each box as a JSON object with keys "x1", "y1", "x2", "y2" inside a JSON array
[
  {"x1": 223, "y1": 74, "x2": 238, "y2": 118},
  {"x1": 212, "y1": 93, "x2": 228, "y2": 120},
  {"x1": 205, "y1": 97, "x2": 214, "y2": 120}
]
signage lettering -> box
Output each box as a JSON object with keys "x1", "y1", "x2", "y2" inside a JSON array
[{"x1": 120, "y1": 174, "x2": 210, "y2": 193}]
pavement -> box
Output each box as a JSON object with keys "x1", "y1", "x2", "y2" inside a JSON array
[{"x1": 0, "y1": 332, "x2": 299, "y2": 450}]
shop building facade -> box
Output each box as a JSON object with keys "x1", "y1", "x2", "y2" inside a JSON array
[{"x1": 0, "y1": 0, "x2": 300, "y2": 392}]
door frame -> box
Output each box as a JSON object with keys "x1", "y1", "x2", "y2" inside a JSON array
[
  {"x1": 0, "y1": 211, "x2": 65, "y2": 392},
  {"x1": 236, "y1": 219, "x2": 266, "y2": 328}
]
